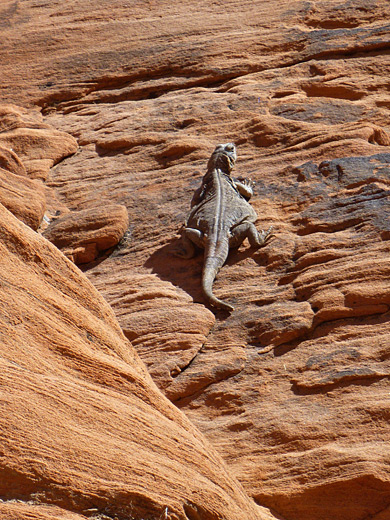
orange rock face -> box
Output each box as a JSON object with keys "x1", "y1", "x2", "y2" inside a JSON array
[
  {"x1": 43, "y1": 205, "x2": 129, "y2": 264},
  {"x1": 0, "y1": 105, "x2": 76, "y2": 229},
  {"x1": 0, "y1": 202, "x2": 269, "y2": 520},
  {"x1": 1, "y1": 1, "x2": 390, "y2": 520}
]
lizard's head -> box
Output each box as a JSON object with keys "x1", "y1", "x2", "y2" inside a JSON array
[{"x1": 207, "y1": 143, "x2": 237, "y2": 174}]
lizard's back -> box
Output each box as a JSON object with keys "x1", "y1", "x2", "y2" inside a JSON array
[
  {"x1": 176, "y1": 142, "x2": 271, "y2": 312},
  {"x1": 187, "y1": 169, "x2": 257, "y2": 235}
]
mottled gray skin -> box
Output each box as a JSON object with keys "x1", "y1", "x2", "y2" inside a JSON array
[{"x1": 176, "y1": 143, "x2": 272, "y2": 311}]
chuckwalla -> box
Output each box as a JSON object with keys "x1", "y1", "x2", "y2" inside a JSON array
[{"x1": 175, "y1": 143, "x2": 272, "y2": 311}]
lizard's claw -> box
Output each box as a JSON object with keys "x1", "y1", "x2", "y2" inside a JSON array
[
  {"x1": 238, "y1": 177, "x2": 256, "y2": 189},
  {"x1": 258, "y1": 226, "x2": 274, "y2": 245},
  {"x1": 245, "y1": 177, "x2": 256, "y2": 189}
]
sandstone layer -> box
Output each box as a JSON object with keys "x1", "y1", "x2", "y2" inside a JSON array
[
  {"x1": 1, "y1": 1, "x2": 390, "y2": 520},
  {"x1": 0, "y1": 113, "x2": 268, "y2": 520}
]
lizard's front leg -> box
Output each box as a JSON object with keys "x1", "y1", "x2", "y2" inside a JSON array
[
  {"x1": 229, "y1": 221, "x2": 273, "y2": 248},
  {"x1": 233, "y1": 177, "x2": 255, "y2": 201},
  {"x1": 174, "y1": 227, "x2": 205, "y2": 258}
]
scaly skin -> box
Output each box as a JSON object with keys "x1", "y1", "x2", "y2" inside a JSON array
[{"x1": 176, "y1": 143, "x2": 272, "y2": 311}]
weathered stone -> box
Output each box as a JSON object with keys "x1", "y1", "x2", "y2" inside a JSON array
[
  {"x1": 0, "y1": 106, "x2": 77, "y2": 229},
  {"x1": 0, "y1": 502, "x2": 86, "y2": 520},
  {"x1": 245, "y1": 301, "x2": 315, "y2": 347},
  {"x1": 1, "y1": 1, "x2": 390, "y2": 520},
  {"x1": 0, "y1": 164, "x2": 46, "y2": 230},
  {"x1": 0, "y1": 105, "x2": 77, "y2": 180},
  {"x1": 43, "y1": 205, "x2": 129, "y2": 264},
  {"x1": 87, "y1": 270, "x2": 216, "y2": 391},
  {"x1": 0, "y1": 203, "x2": 266, "y2": 520}
]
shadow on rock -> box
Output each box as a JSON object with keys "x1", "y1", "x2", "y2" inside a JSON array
[
  {"x1": 145, "y1": 237, "x2": 264, "y2": 313},
  {"x1": 144, "y1": 238, "x2": 205, "y2": 305}
]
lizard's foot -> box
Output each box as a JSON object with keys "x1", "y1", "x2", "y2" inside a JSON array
[
  {"x1": 239, "y1": 177, "x2": 256, "y2": 190},
  {"x1": 173, "y1": 227, "x2": 204, "y2": 258},
  {"x1": 230, "y1": 222, "x2": 274, "y2": 249},
  {"x1": 258, "y1": 226, "x2": 274, "y2": 245},
  {"x1": 234, "y1": 177, "x2": 255, "y2": 200},
  {"x1": 173, "y1": 232, "x2": 197, "y2": 259}
]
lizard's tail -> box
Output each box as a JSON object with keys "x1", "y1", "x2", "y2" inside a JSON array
[{"x1": 202, "y1": 242, "x2": 233, "y2": 312}]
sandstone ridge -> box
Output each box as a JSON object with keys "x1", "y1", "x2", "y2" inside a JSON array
[
  {"x1": 0, "y1": 114, "x2": 269, "y2": 520},
  {"x1": 1, "y1": 1, "x2": 390, "y2": 520}
]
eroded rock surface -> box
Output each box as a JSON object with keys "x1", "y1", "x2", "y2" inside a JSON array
[
  {"x1": 0, "y1": 105, "x2": 76, "y2": 229},
  {"x1": 43, "y1": 204, "x2": 129, "y2": 264},
  {"x1": 1, "y1": 1, "x2": 390, "y2": 520},
  {"x1": 0, "y1": 204, "x2": 267, "y2": 520}
]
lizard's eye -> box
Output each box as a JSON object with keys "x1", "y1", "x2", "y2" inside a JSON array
[{"x1": 225, "y1": 143, "x2": 235, "y2": 152}]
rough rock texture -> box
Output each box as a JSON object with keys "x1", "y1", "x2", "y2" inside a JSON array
[
  {"x1": 1, "y1": 1, "x2": 390, "y2": 520},
  {"x1": 0, "y1": 205, "x2": 267, "y2": 520},
  {"x1": 43, "y1": 205, "x2": 129, "y2": 264},
  {"x1": 0, "y1": 105, "x2": 76, "y2": 229}
]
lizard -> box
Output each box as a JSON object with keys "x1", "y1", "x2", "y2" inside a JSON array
[{"x1": 175, "y1": 142, "x2": 272, "y2": 311}]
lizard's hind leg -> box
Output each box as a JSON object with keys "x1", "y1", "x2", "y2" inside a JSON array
[
  {"x1": 174, "y1": 227, "x2": 204, "y2": 258},
  {"x1": 230, "y1": 222, "x2": 273, "y2": 248}
]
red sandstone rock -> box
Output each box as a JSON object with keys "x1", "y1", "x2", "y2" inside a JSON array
[
  {"x1": 1, "y1": 1, "x2": 390, "y2": 520},
  {"x1": 0, "y1": 105, "x2": 77, "y2": 230},
  {"x1": 0, "y1": 203, "x2": 267, "y2": 520},
  {"x1": 0, "y1": 502, "x2": 86, "y2": 520},
  {"x1": 0, "y1": 105, "x2": 77, "y2": 180},
  {"x1": 0, "y1": 156, "x2": 45, "y2": 230},
  {"x1": 43, "y1": 205, "x2": 129, "y2": 264}
]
